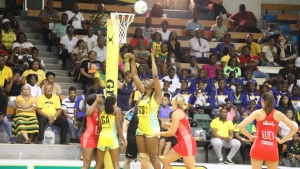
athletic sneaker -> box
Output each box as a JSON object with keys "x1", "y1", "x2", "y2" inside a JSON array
[
  {"x1": 9, "y1": 137, "x2": 15, "y2": 144},
  {"x1": 226, "y1": 159, "x2": 234, "y2": 164},
  {"x1": 218, "y1": 160, "x2": 224, "y2": 164}
]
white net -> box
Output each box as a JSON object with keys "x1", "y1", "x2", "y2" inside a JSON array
[{"x1": 110, "y1": 12, "x2": 135, "y2": 44}]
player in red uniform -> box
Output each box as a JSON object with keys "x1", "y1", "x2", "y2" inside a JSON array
[
  {"x1": 239, "y1": 92, "x2": 297, "y2": 169},
  {"x1": 80, "y1": 94, "x2": 103, "y2": 169},
  {"x1": 155, "y1": 95, "x2": 196, "y2": 169}
]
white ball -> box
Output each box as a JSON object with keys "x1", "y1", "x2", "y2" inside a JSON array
[{"x1": 134, "y1": 1, "x2": 148, "y2": 14}]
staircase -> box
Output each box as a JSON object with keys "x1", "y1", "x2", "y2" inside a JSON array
[{"x1": 20, "y1": 22, "x2": 83, "y2": 96}]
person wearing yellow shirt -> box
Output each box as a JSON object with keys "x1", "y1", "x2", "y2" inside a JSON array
[
  {"x1": 150, "y1": 32, "x2": 162, "y2": 56},
  {"x1": 234, "y1": 111, "x2": 256, "y2": 164},
  {"x1": 237, "y1": 34, "x2": 261, "y2": 57},
  {"x1": 36, "y1": 84, "x2": 68, "y2": 144},
  {"x1": 220, "y1": 47, "x2": 241, "y2": 68},
  {"x1": 210, "y1": 108, "x2": 241, "y2": 164},
  {"x1": 12, "y1": 85, "x2": 39, "y2": 144},
  {"x1": 0, "y1": 54, "x2": 12, "y2": 87},
  {"x1": 22, "y1": 60, "x2": 46, "y2": 87},
  {"x1": 94, "y1": 61, "x2": 106, "y2": 93}
]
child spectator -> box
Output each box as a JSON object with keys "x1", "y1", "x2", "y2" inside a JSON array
[
  {"x1": 161, "y1": 80, "x2": 172, "y2": 100},
  {"x1": 158, "y1": 93, "x2": 173, "y2": 119},
  {"x1": 238, "y1": 70, "x2": 257, "y2": 86},
  {"x1": 151, "y1": 32, "x2": 162, "y2": 56},
  {"x1": 256, "y1": 82, "x2": 279, "y2": 109},
  {"x1": 21, "y1": 61, "x2": 46, "y2": 87},
  {"x1": 161, "y1": 68, "x2": 180, "y2": 93},
  {"x1": 178, "y1": 69, "x2": 192, "y2": 83},
  {"x1": 211, "y1": 79, "x2": 234, "y2": 110},
  {"x1": 233, "y1": 84, "x2": 248, "y2": 109},
  {"x1": 162, "y1": 52, "x2": 181, "y2": 76},
  {"x1": 244, "y1": 82, "x2": 259, "y2": 103},
  {"x1": 157, "y1": 42, "x2": 168, "y2": 62},
  {"x1": 174, "y1": 81, "x2": 192, "y2": 102}
]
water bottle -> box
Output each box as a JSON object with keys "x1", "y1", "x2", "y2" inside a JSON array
[{"x1": 18, "y1": 152, "x2": 22, "y2": 160}]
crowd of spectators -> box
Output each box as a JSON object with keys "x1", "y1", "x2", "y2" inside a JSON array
[{"x1": 0, "y1": 0, "x2": 300, "y2": 166}]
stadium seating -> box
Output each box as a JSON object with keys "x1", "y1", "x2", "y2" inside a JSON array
[{"x1": 261, "y1": 3, "x2": 300, "y2": 14}]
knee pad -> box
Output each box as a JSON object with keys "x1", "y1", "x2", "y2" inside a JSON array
[{"x1": 140, "y1": 153, "x2": 149, "y2": 169}]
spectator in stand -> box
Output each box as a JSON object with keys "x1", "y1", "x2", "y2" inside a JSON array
[
  {"x1": 1, "y1": 18, "x2": 16, "y2": 52},
  {"x1": 202, "y1": 54, "x2": 222, "y2": 78},
  {"x1": 82, "y1": 26, "x2": 98, "y2": 52},
  {"x1": 158, "y1": 21, "x2": 171, "y2": 42},
  {"x1": 36, "y1": 84, "x2": 68, "y2": 144},
  {"x1": 237, "y1": 34, "x2": 261, "y2": 58},
  {"x1": 296, "y1": 18, "x2": 300, "y2": 56},
  {"x1": 41, "y1": 72, "x2": 62, "y2": 99},
  {"x1": 62, "y1": 86, "x2": 79, "y2": 144},
  {"x1": 228, "y1": 4, "x2": 261, "y2": 33},
  {"x1": 130, "y1": 28, "x2": 150, "y2": 50},
  {"x1": 151, "y1": 32, "x2": 162, "y2": 56},
  {"x1": 239, "y1": 46, "x2": 269, "y2": 78},
  {"x1": 94, "y1": 61, "x2": 106, "y2": 91},
  {"x1": 167, "y1": 31, "x2": 181, "y2": 61},
  {"x1": 223, "y1": 57, "x2": 241, "y2": 78},
  {"x1": 51, "y1": 13, "x2": 69, "y2": 47},
  {"x1": 65, "y1": 3, "x2": 86, "y2": 35},
  {"x1": 262, "y1": 36, "x2": 279, "y2": 66},
  {"x1": 184, "y1": 56, "x2": 201, "y2": 78},
  {"x1": 258, "y1": 24, "x2": 280, "y2": 46},
  {"x1": 1, "y1": 10, "x2": 22, "y2": 35},
  {"x1": 89, "y1": 3, "x2": 108, "y2": 27},
  {"x1": 4, "y1": 71, "x2": 23, "y2": 108},
  {"x1": 92, "y1": 36, "x2": 106, "y2": 62},
  {"x1": 190, "y1": 0, "x2": 214, "y2": 20},
  {"x1": 287, "y1": 73, "x2": 297, "y2": 94},
  {"x1": 24, "y1": 47, "x2": 45, "y2": 71},
  {"x1": 117, "y1": 71, "x2": 134, "y2": 115},
  {"x1": 211, "y1": 16, "x2": 228, "y2": 42},
  {"x1": 0, "y1": 88, "x2": 15, "y2": 144},
  {"x1": 189, "y1": 28, "x2": 210, "y2": 64},
  {"x1": 0, "y1": 33, "x2": 9, "y2": 59},
  {"x1": 59, "y1": 25, "x2": 78, "y2": 70},
  {"x1": 141, "y1": 17, "x2": 155, "y2": 43},
  {"x1": 11, "y1": 32, "x2": 33, "y2": 54},
  {"x1": 210, "y1": 108, "x2": 241, "y2": 164},
  {"x1": 234, "y1": 111, "x2": 256, "y2": 164},
  {"x1": 279, "y1": 60, "x2": 297, "y2": 80},
  {"x1": 93, "y1": 17, "x2": 107, "y2": 38},
  {"x1": 186, "y1": 10, "x2": 204, "y2": 37},
  {"x1": 277, "y1": 35, "x2": 297, "y2": 64},
  {"x1": 132, "y1": 39, "x2": 150, "y2": 69},
  {"x1": 161, "y1": 68, "x2": 181, "y2": 93},
  {"x1": 12, "y1": 85, "x2": 39, "y2": 144},
  {"x1": 276, "y1": 95, "x2": 295, "y2": 116},
  {"x1": 210, "y1": 79, "x2": 234, "y2": 110},
  {"x1": 6, "y1": 50, "x2": 28, "y2": 74},
  {"x1": 0, "y1": 54, "x2": 12, "y2": 87},
  {"x1": 80, "y1": 51, "x2": 101, "y2": 90},
  {"x1": 213, "y1": 33, "x2": 234, "y2": 60},
  {"x1": 70, "y1": 40, "x2": 88, "y2": 78},
  {"x1": 24, "y1": 74, "x2": 42, "y2": 99},
  {"x1": 285, "y1": 132, "x2": 300, "y2": 167},
  {"x1": 220, "y1": 46, "x2": 240, "y2": 68},
  {"x1": 39, "y1": 0, "x2": 60, "y2": 51},
  {"x1": 22, "y1": 61, "x2": 46, "y2": 87},
  {"x1": 161, "y1": 52, "x2": 182, "y2": 76},
  {"x1": 209, "y1": 0, "x2": 231, "y2": 19}
]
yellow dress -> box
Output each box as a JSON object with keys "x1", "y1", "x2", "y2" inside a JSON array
[
  {"x1": 136, "y1": 95, "x2": 160, "y2": 136},
  {"x1": 97, "y1": 110, "x2": 119, "y2": 151}
]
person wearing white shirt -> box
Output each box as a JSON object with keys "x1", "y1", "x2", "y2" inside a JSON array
[
  {"x1": 189, "y1": 28, "x2": 210, "y2": 63},
  {"x1": 92, "y1": 36, "x2": 106, "y2": 62},
  {"x1": 82, "y1": 26, "x2": 98, "y2": 52},
  {"x1": 60, "y1": 25, "x2": 78, "y2": 69},
  {"x1": 65, "y1": 3, "x2": 86, "y2": 34},
  {"x1": 278, "y1": 109, "x2": 298, "y2": 140},
  {"x1": 141, "y1": 17, "x2": 155, "y2": 43},
  {"x1": 161, "y1": 68, "x2": 181, "y2": 93},
  {"x1": 158, "y1": 21, "x2": 171, "y2": 42}
]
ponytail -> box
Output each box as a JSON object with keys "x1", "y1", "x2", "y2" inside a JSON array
[{"x1": 262, "y1": 92, "x2": 274, "y2": 115}]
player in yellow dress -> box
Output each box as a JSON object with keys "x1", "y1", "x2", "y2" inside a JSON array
[
  {"x1": 126, "y1": 47, "x2": 162, "y2": 169},
  {"x1": 95, "y1": 94, "x2": 127, "y2": 169}
]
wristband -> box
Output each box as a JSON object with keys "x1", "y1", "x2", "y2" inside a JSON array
[{"x1": 53, "y1": 117, "x2": 57, "y2": 121}]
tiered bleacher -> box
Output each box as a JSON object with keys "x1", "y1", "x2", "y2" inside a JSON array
[{"x1": 0, "y1": 0, "x2": 300, "y2": 167}]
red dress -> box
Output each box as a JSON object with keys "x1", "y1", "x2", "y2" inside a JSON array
[
  {"x1": 250, "y1": 109, "x2": 279, "y2": 161},
  {"x1": 173, "y1": 109, "x2": 197, "y2": 156},
  {"x1": 80, "y1": 109, "x2": 99, "y2": 148}
]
